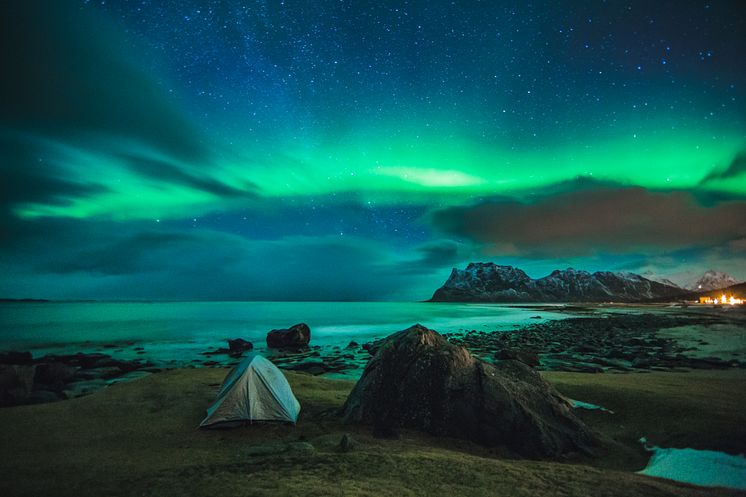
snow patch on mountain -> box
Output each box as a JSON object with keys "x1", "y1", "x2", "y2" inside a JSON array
[
  {"x1": 686, "y1": 270, "x2": 741, "y2": 291},
  {"x1": 641, "y1": 271, "x2": 682, "y2": 289}
]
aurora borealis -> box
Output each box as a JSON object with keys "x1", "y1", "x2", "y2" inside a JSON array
[{"x1": 1, "y1": 1, "x2": 744, "y2": 300}]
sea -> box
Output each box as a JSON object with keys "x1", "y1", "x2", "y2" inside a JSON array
[{"x1": 0, "y1": 301, "x2": 568, "y2": 367}]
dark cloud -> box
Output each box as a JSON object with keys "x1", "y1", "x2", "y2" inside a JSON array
[
  {"x1": 416, "y1": 240, "x2": 460, "y2": 266},
  {"x1": 0, "y1": 217, "x2": 419, "y2": 300},
  {"x1": 700, "y1": 152, "x2": 746, "y2": 183},
  {"x1": 36, "y1": 232, "x2": 206, "y2": 276},
  {"x1": 0, "y1": 1, "x2": 261, "y2": 233},
  {"x1": 0, "y1": 133, "x2": 108, "y2": 240},
  {"x1": 431, "y1": 187, "x2": 746, "y2": 256},
  {"x1": 0, "y1": 1, "x2": 205, "y2": 162},
  {"x1": 113, "y1": 152, "x2": 258, "y2": 199}
]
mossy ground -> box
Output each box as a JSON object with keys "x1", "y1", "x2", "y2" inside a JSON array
[{"x1": 0, "y1": 368, "x2": 744, "y2": 497}]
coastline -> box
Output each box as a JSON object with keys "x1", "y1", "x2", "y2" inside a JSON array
[{"x1": 2, "y1": 302, "x2": 744, "y2": 405}]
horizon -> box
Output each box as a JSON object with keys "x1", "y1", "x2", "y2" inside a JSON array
[
  {"x1": 1, "y1": 1, "x2": 745, "y2": 301},
  {"x1": 2, "y1": 264, "x2": 743, "y2": 302}
]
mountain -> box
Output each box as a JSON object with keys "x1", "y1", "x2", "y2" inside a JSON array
[
  {"x1": 429, "y1": 263, "x2": 684, "y2": 302},
  {"x1": 686, "y1": 270, "x2": 741, "y2": 292},
  {"x1": 640, "y1": 271, "x2": 682, "y2": 289}
]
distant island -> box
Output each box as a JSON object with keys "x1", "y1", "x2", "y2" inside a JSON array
[
  {"x1": 429, "y1": 263, "x2": 685, "y2": 302},
  {"x1": 0, "y1": 298, "x2": 50, "y2": 303}
]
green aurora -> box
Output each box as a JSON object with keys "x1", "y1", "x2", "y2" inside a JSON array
[{"x1": 1, "y1": 0, "x2": 744, "y2": 300}]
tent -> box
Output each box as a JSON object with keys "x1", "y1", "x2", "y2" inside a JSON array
[{"x1": 199, "y1": 354, "x2": 301, "y2": 428}]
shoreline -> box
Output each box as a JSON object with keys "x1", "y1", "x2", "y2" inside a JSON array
[{"x1": 2, "y1": 303, "x2": 745, "y2": 406}]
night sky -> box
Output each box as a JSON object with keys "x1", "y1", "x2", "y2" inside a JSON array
[{"x1": 1, "y1": 0, "x2": 744, "y2": 300}]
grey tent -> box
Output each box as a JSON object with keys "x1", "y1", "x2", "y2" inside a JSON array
[{"x1": 199, "y1": 354, "x2": 300, "y2": 428}]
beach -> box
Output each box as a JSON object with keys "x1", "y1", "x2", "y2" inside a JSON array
[
  {"x1": 1, "y1": 302, "x2": 745, "y2": 495},
  {"x1": 0, "y1": 367, "x2": 744, "y2": 496}
]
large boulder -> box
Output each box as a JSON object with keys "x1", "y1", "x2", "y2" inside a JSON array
[
  {"x1": 342, "y1": 324, "x2": 597, "y2": 458},
  {"x1": 266, "y1": 323, "x2": 311, "y2": 349},
  {"x1": 0, "y1": 364, "x2": 36, "y2": 406}
]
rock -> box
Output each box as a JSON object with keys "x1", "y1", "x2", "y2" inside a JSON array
[
  {"x1": 0, "y1": 364, "x2": 36, "y2": 406},
  {"x1": 346, "y1": 341, "x2": 359, "y2": 349},
  {"x1": 343, "y1": 324, "x2": 596, "y2": 458},
  {"x1": 339, "y1": 433, "x2": 355, "y2": 452},
  {"x1": 266, "y1": 323, "x2": 311, "y2": 349},
  {"x1": 0, "y1": 351, "x2": 33, "y2": 365},
  {"x1": 496, "y1": 348, "x2": 540, "y2": 367},
  {"x1": 34, "y1": 362, "x2": 79, "y2": 390},
  {"x1": 227, "y1": 338, "x2": 253, "y2": 356},
  {"x1": 76, "y1": 367, "x2": 125, "y2": 380},
  {"x1": 90, "y1": 357, "x2": 141, "y2": 373},
  {"x1": 286, "y1": 361, "x2": 326, "y2": 375},
  {"x1": 27, "y1": 389, "x2": 61, "y2": 404},
  {"x1": 362, "y1": 337, "x2": 386, "y2": 356},
  {"x1": 64, "y1": 379, "x2": 108, "y2": 398},
  {"x1": 39, "y1": 353, "x2": 109, "y2": 369}
]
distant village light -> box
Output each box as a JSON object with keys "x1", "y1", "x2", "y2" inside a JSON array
[{"x1": 699, "y1": 294, "x2": 744, "y2": 305}]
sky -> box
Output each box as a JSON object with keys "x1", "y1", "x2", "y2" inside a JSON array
[{"x1": 0, "y1": 0, "x2": 744, "y2": 301}]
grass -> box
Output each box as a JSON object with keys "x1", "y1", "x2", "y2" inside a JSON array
[{"x1": 0, "y1": 368, "x2": 744, "y2": 497}]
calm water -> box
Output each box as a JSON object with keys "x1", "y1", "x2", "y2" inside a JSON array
[{"x1": 0, "y1": 301, "x2": 567, "y2": 366}]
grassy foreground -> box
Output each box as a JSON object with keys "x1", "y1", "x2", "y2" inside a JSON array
[{"x1": 0, "y1": 368, "x2": 744, "y2": 497}]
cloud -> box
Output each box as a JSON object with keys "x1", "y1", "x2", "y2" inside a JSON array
[
  {"x1": 0, "y1": 133, "x2": 109, "y2": 239},
  {"x1": 431, "y1": 187, "x2": 746, "y2": 256},
  {"x1": 0, "y1": 2, "x2": 256, "y2": 225},
  {"x1": 701, "y1": 151, "x2": 746, "y2": 183},
  {"x1": 0, "y1": 1, "x2": 205, "y2": 162},
  {"x1": 111, "y1": 150, "x2": 258, "y2": 199},
  {"x1": 0, "y1": 216, "x2": 423, "y2": 300}
]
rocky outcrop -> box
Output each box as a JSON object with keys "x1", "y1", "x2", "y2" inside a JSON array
[
  {"x1": 430, "y1": 263, "x2": 683, "y2": 302},
  {"x1": 267, "y1": 323, "x2": 311, "y2": 349},
  {"x1": 343, "y1": 324, "x2": 597, "y2": 458}
]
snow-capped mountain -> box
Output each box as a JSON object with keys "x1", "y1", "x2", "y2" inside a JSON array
[
  {"x1": 640, "y1": 271, "x2": 682, "y2": 289},
  {"x1": 429, "y1": 263, "x2": 683, "y2": 302},
  {"x1": 686, "y1": 270, "x2": 741, "y2": 292}
]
